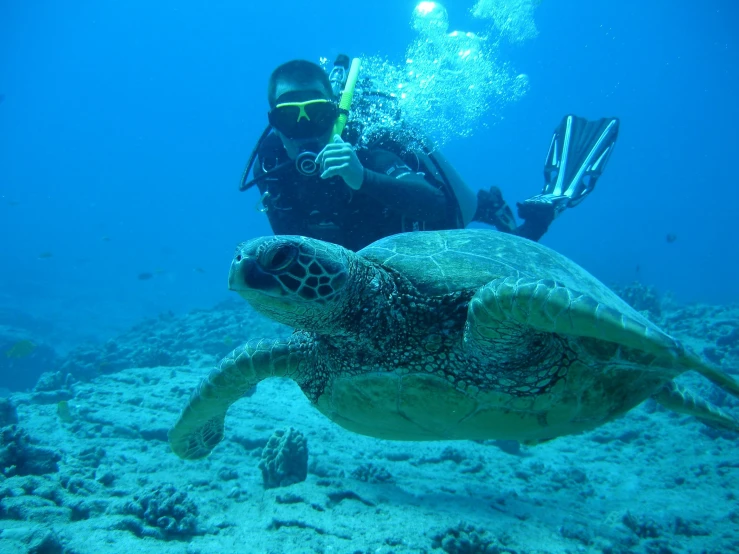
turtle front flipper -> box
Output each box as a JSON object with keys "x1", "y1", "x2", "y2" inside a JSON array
[
  {"x1": 169, "y1": 338, "x2": 304, "y2": 460},
  {"x1": 679, "y1": 354, "x2": 739, "y2": 400},
  {"x1": 464, "y1": 276, "x2": 679, "y2": 397},
  {"x1": 653, "y1": 381, "x2": 739, "y2": 433},
  {"x1": 466, "y1": 277, "x2": 739, "y2": 399},
  {"x1": 468, "y1": 277, "x2": 682, "y2": 355}
]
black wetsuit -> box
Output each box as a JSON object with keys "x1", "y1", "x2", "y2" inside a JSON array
[
  {"x1": 253, "y1": 133, "x2": 551, "y2": 251},
  {"x1": 253, "y1": 133, "x2": 463, "y2": 252}
]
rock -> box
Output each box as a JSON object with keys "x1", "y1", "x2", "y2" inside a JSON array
[
  {"x1": 259, "y1": 427, "x2": 308, "y2": 489},
  {"x1": 351, "y1": 463, "x2": 394, "y2": 484},
  {"x1": 612, "y1": 282, "x2": 662, "y2": 319},
  {"x1": 0, "y1": 397, "x2": 18, "y2": 426},
  {"x1": 122, "y1": 482, "x2": 200, "y2": 539},
  {"x1": 432, "y1": 522, "x2": 516, "y2": 554},
  {"x1": 0, "y1": 426, "x2": 61, "y2": 476}
]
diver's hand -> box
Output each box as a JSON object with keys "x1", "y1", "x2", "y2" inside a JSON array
[{"x1": 316, "y1": 135, "x2": 364, "y2": 190}]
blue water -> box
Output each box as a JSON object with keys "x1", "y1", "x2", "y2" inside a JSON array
[{"x1": 1, "y1": 0, "x2": 737, "y2": 347}]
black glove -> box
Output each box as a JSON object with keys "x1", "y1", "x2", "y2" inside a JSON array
[{"x1": 474, "y1": 187, "x2": 517, "y2": 233}]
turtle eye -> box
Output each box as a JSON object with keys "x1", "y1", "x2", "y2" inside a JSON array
[{"x1": 260, "y1": 243, "x2": 298, "y2": 273}]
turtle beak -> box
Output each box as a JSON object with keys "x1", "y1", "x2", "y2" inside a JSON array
[
  {"x1": 230, "y1": 246, "x2": 294, "y2": 303},
  {"x1": 228, "y1": 254, "x2": 250, "y2": 292},
  {"x1": 228, "y1": 253, "x2": 272, "y2": 294}
]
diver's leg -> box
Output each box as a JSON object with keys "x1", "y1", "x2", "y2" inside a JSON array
[
  {"x1": 514, "y1": 198, "x2": 560, "y2": 241},
  {"x1": 473, "y1": 186, "x2": 518, "y2": 234},
  {"x1": 473, "y1": 186, "x2": 553, "y2": 242},
  {"x1": 514, "y1": 114, "x2": 621, "y2": 241}
]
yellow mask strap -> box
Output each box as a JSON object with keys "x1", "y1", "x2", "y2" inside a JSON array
[{"x1": 274, "y1": 99, "x2": 331, "y2": 122}]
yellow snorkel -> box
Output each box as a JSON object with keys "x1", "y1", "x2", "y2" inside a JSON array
[{"x1": 332, "y1": 57, "x2": 361, "y2": 137}]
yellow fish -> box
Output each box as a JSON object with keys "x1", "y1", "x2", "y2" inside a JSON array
[
  {"x1": 5, "y1": 340, "x2": 36, "y2": 358},
  {"x1": 57, "y1": 401, "x2": 74, "y2": 423}
]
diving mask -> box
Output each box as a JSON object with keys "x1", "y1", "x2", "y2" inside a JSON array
[{"x1": 267, "y1": 98, "x2": 339, "y2": 140}]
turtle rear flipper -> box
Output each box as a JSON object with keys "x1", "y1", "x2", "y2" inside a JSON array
[
  {"x1": 680, "y1": 354, "x2": 739, "y2": 399},
  {"x1": 653, "y1": 381, "x2": 739, "y2": 433},
  {"x1": 169, "y1": 338, "x2": 302, "y2": 460}
]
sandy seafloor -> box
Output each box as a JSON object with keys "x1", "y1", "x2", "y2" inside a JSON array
[{"x1": 0, "y1": 284, "x2": 738, "y2": 554}]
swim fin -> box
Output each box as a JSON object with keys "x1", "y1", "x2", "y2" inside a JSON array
[{"x1": 519, "y1": 114, "x2": 620, "y2": 221}]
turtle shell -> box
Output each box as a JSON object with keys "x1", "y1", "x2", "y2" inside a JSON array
[{"x1": 359, "y1": 228, "x2": 655, "y2": 329}]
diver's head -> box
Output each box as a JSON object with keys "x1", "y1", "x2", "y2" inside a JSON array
[{"x1": 267, "y1": 60, "x2": 339, "y2": 161}]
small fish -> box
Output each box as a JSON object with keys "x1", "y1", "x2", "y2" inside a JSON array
[
  {"x1": 137, "y1": 272, "x2": 154, "y2": 281},
  {"x1": 666, "y1": 233, "x2": 677, "y2": 243},
  {"x1": 57, "y1": 400, "x2": 74, "y2": 423},
  {"x1": 224, "y1": 335, "x2": 233, "y2": 346},
  {"x1": 194, "y1": 267, "x2": 206, "y2": 274},
  {"x1": 101, "y1": 236, "x2": 111, "y2": 242},
  {"x1": 5, "y1": 339, "x2": 36, "y2": 358},
  {"x1": 38, "y1": 251, "x2": 54, "y2": 259},
  {"x1": 0, "y1": 94, "x2": 5, "y2": 104}
]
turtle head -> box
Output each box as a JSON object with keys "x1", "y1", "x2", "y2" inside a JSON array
[{"x1": 228, "y1": 236, "x2": 356, "y2": 330}]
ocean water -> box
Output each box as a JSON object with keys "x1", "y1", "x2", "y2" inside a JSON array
[{"x1": 1, "y1": 1, "x2": 738, "y2": 553}]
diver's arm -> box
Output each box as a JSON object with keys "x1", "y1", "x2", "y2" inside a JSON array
[{"x1": 359, "y1": 149, "x2": 448, "y2": 221}]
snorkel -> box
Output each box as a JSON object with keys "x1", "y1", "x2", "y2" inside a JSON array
[
  {"x1": 294, "y1": 56, "x2": 362, "y2": 176},
  {"x1": 333, "y1": 57, "x2": 361, "y2": 138}
]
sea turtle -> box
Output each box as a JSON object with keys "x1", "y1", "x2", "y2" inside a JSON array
[{"x1": 169, "y1": 229, "x2": 739, "y2": 460}]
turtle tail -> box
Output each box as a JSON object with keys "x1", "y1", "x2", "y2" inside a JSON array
[{"x1": 653, "y1": 381, "x2": 739, "y2": 433}]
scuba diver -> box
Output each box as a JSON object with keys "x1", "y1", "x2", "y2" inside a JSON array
[{"x1": 239, "y1": 57, "x2": 620, "y2": 252}]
